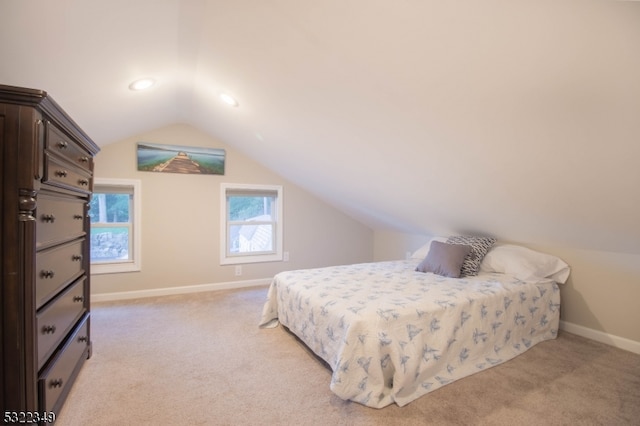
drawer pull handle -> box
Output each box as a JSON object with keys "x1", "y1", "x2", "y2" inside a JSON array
[
  {"x1": 49, "y1": 378, "x2": 64, "y2": 388},
  {"x1": 73, "y1": 295, "x2": 84, "y2": 303},
  {"x1": 78, "y1": 336, "x2": 88, "y2": 343},
  {"x1": 57, "y1": 140, "x2": 68, "y2": 149},
  {"x1": 74, "y1": 214, "x2": 84, "y2": 220},
  {"x1": 42, "y1": 214, "x2": 56, "y2": 223},
  {"x1": 79, "y1": 156, "x2": 89, "y2": 163},
  {"x1": 78, "y1": 179, "x2": 89, "y2": 186},
  {"x1": 41, "y1": 270, "x2": 55, "y2": 279},
  {"x1": 72, "y1": 254, "x2": 83, "y2": 261},
  {"x1": 42, "y1": 325, "x2": 57, "y2": 334},
  {"x1": 55, "y1": 169, "x2": 68, "y2": 178}
]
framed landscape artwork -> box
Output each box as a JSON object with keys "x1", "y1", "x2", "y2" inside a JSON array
[{"x1": 137, "y1": 142, "x2": 225, "y2": 175}]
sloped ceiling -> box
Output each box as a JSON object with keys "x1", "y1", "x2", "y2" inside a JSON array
[{"x1": 1, "y1": 1, "x2": 639, "y2": 253}]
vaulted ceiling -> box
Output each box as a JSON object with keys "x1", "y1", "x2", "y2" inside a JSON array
[{"x1": 2, "y1": 1, "x2": 639, "y2": 253}]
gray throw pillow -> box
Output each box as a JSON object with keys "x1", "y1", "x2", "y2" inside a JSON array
[{"x1": 415, "y1": 241, "x2": 472, "y2": 278}]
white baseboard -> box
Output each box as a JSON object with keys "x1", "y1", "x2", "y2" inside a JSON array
[
  {"x1": 560, "y1": 320, "x2": 640, "y2": 355},
  {"x1": 91, "y1": 278, "x2": 272, "y2": 303}
]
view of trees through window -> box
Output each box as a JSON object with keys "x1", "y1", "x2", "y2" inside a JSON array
[
  {"x1": 89, "y1": 193, "x2": 131, "y2": 262},
  {"x1": 90, "y1": 193, "x2": 130, "y2": 223},
  {"x1": 228, "y1": 194, "x2": 276, "y2": 255},
  {"x1": 229, "y1": 195, "x2": 273, "y2": 221}
]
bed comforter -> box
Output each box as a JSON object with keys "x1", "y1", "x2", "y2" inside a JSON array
[{"x1": 259, "y1": 260, "x2": 560, "y2": 408}]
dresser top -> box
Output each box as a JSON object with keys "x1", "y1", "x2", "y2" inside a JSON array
[{"x1": 0, "y1": 84, "x2": 100, "y2": 155}]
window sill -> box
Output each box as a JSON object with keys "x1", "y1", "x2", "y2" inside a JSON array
[
  {"x1": 220, "y1": 253, "x2": 283, "y2": 265},
  {"x1": 91, "y1": 261, "x2": 141, "y2": 275}
]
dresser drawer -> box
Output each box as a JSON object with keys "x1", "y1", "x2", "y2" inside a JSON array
[
  {"x1": 37, "y1": 277, "x2": 86, "y2": 370},
  {"x1": 46, "y1": 123, "x2": 94, "y2": 174},
  {"x1": 36, "y1": 239, "x2": 85, "y2": 308},
  {"x1": 36, "y1": 193, "x2": 86, "y2": 249},
  {"x1": 39, "y1": 314, "x2": 90, "y2": 414},
  {"x1": 43, "y1": 152, "x2": 92, "y2": 194}
]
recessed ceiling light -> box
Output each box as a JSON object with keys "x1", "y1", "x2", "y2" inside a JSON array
[
  {"x1": 129, "y1": 78, "x2": 155, "y2": 91},
  {"x1": 219, "y1": 92, "x2": 239, "y2": 107}
]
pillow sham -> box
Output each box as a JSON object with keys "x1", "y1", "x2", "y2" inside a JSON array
[
  {"x1": 415, "y1": 241, "x2": 472, "y2": 278},
  {"x1": 479, "y1": 244, "x2": 570, "y2": 283},
  {"x1": 410, "y1": 236, "x2": 447, "y2": 260},
  {"x1": 446, "y1": 235, "x2": 496, "y2": 277}
]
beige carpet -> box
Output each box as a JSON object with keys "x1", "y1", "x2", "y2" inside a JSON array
[{"x1": 57, "y1": 287, "x2": 640, "y2": 426}]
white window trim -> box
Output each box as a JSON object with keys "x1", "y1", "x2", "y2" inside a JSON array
[
  {"x1": 91, "y1": 178, "x2": 142, "y2": 275},
  {"x1": 220, "y1": 183, "x2": 283, "y2": 265}
]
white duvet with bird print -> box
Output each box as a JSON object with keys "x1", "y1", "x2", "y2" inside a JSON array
[{"x1": 259, "y1": 260, "x2": 560, "y2": 408}]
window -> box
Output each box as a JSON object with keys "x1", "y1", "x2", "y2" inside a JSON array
[
  {"x1": 220, "y1": 183, "x2": 283, "y2": 265},
  {"x1": 90, "y1": 178, "x2": 141, "y2": 274}
]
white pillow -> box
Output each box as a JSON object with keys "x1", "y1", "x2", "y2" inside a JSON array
[
  {"x1": 480, "y1": 244, "x2": 570, "y2": 283},
  {"x1": 410, "y1": 237, "x2": 448, "y2": 260}
]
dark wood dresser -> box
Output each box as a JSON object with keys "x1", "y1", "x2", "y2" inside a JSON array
[{"x1": 1, "y1": 84, "x2": 99, "y2": 422}]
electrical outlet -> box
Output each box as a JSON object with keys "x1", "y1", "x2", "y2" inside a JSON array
[
  {"x1": 284, "y1": 251, "x2": 289, "y2": 261},
  {"x1": 235, "y1": 265, "x2": 242, "y2": 276}
]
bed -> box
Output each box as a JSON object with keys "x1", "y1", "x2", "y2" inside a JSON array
[{"x1": 259, "y1": 239, "x2": 569, "y2": 408}]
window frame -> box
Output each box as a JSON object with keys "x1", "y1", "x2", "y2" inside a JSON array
[
  {"x1": 90, "y1": 178, "x2": 142, "y2": 274},
  {"x1": 220, "y1": 183, "x2": 283, "y2": 265}
]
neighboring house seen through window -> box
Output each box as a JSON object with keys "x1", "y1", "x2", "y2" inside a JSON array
[
  {"x1": 221, "y1": 183, "x2": 283, "y2": 265},
  {"x1": 90, "y1": 178, "x2": 141, "y2": 274}
]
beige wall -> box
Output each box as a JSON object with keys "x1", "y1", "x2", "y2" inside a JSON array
[
  {"x1": 530, "y1": 245, "x2": 640, "y2": 343},
  {"x1": 373, "y1": 230, "x2": 640, "y2": 346},
  {"x1": 92, "y1": 123, "x2": 639, "y2": 349},
  {"x1": 91, "y1": 123, "x2": 373, "y2": 295}
]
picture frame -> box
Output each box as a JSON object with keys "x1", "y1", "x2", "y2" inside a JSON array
[{"x1": 136, "y1": 142, "x2": 225, "y2": 175}]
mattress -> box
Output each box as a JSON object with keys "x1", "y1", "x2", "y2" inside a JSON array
[{"x1": 259, "y1": 260, "x2": 560, "y2": 408}]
